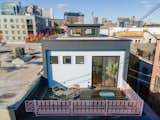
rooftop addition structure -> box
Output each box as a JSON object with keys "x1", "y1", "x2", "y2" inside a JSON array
[
  {"x1": 64, "y1": 12, "x2": 84, "y2": 24},
  {"x1": 67, "y1": 24, "x2": 101, "y2": 37},
  {"x1": 25, "y1": 24, "x2": 144, "y2": 116}
]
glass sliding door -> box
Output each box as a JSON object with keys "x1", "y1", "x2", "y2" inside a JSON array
[
  {"x1": 92, "y1": 56, "x2": 120, "y2": 87},
  {"x1": 102, "y1": 56, "x2": 120, "y2": 87},
  {"x1": 92, "y1": 57, "x2": 103, "y2": 85}
]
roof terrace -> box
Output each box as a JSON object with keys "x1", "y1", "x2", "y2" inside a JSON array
[{"x1": 25, "y1": 80, "x2": 144, "y2": 116}]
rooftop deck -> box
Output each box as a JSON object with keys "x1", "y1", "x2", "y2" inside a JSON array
[
  {"x1": 44, "y1": 87, "x2": 126, "y2": 100},
  {"x1": 25, "y1": 80, "x2": 144, "y2": 116}
]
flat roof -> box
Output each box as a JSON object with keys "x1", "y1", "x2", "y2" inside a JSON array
[
  {"x1": 52, "y1": 36, "x2": 131, "y2": 41},
  {"x1": 0, "y1": 44, "x2": 42, "y2": 109},
  {"x1": 0, "y1": 58, "x2": 42, "y2": 109},
  {"x1": 68, "y1": 24, "x2": 102, "y2": 27}
]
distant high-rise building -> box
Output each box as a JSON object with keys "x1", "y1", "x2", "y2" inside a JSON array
[
  {"x1": 102, "y1": 17, "x2": 107, "y2": 24},
  {"x1": 53, "y1": 19, "x2": 65, "y2": 27},
  {"x1": 64, "y1": 12, "x2": 84, "y2": 24},
  {"x1": 42, "y1": 8, "x2": 53, "y2": 19},
  {"x1": 0, "y1": 1, "x2": 21, "y2": 15},
  {"x1": 93, "y1": 17, "x2": 98, "y2": 24},
  {"x1": 117, "y1": 17, "x2": 130, "y2": 27},
  {"x1": 0, "y1": 15, "x2": 47, "y2": 43},
  {"x1": 117, "y1": 16, "x2": 143, "y2": 27},
  {"x1": 26, "y1": 5, "x2": 42, "y2": 16}
]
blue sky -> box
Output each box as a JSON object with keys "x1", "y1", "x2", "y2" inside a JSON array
[{"x1": 2, "y1": 0, "x2": 160, "y2": 23}]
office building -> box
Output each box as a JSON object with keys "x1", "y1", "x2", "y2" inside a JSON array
[
  {"x1": 52, "y1": 19, "x2": 65, "y2": 27},
  {"x1": 0, "y1": 15, "x2": 47, "y2": 43},
  {"x1": 117, "y1": 17, "x2": 130, "y2": 27},
  {"x1": 117, "y1": 17, "x2": 143, "y2": 28},
  {"x1": 102, "y1": 17, "x2": 107, "y2": 24},
  {"x1": 26, "y1": 5, "x2": 42, "y2": 16},
  {"x1": 42, "y1": 8, "x2": 53, "y2": 19},
  {"x1": 93, "y1": 17, "x2": 98, "y2": 24},
  {"x1": 0, "y1": 1, "x2": 21, "y2": 15}
]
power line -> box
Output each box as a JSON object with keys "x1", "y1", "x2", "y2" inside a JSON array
[{"x1": 140, "y1": 3, "x2": 160, "y2": 21}]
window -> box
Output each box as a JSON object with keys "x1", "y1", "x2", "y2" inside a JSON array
[
  {"x1": 18, "y1": 36, "x2": 21, "y2": 40},
  {"x1": 92, "y1": 56, "x2": 120, "y2": 87},
  {"x1": 12, "y1": 31, "x2": 15, "y2": 34},
  {"x1": 6, "y1": 36, "x2": 9, "y2": 40},
  {"x1": 84, "y1": 28, "x2": 96, "y2": 36},
  {"x1": 4, "y1": 25, "x2": 7, "y2": 28},
  {"x1": 23, "y1": 31, "x2": 26, "y2": 34},
  {"x1": 22, "y1": 25, "x2": 25, "y2": 28},
  {"x1": 149, "y1": 39, "x2": 151, "y2": 43},
  {"x1": 135, "y1": 40, "x2": 137, "y2": 43},
  {"x1": 10, "y1": 19, "x2": 14, "y2": 23},
  {"x1": 4, "y1": 19, "x2": 7, "y2": 22},
  {"x1": 76, "y1": 56, "x2": 84, "y2": 64},
  {"x1": 11, "y1": 25, "x2": 15, "y2": 29},
  {"x1": 16, "y1": 25, "x2": 19, "y2": 28},
  {"x1": 5, "y1": 31, "x2": 8, "y2": 34},
  {"x1": 50, "y1": 56, "x2": 58, "y2": 64},
  {"x1": 17, "y1": 31, "x2": 20, "y2": 34},
  {"x1": 27, "y1": 19, "x2": 33, "y2": 24},
  {"x1": 16, "y1": 19, "x2": 19, "y2": 23},
  {"x1": 63, "y1": 56, "x2": 71, "y2": 64},
  {"x1": 71, "y1": 28, "x2": 82, "y2": 36},
  {"x1": 21, "y1": 19, "x2": 24, "y2": 23},
  {"x1": 12, "y1": 37, "x2": 15, "y2": 40}
]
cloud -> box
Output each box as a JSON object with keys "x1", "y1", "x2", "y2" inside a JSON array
[
  {"x1": 145, "y1": 4, "x2": 154, "y2": 8},
  {"x1": 140, "y1": 0, "x2": 148, "y2": 4},
  {"x1": 139, "y1": 0, "x2": 154, "y2": 9},
  {"x1": 57, "y1": 3, "x2": 68, "y2": 9}
]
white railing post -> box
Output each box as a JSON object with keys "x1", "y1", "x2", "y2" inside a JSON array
[
  {"x1": 33, "y1": 100, "x2": 38, "y2": 116},
  {"x1": 105, "y1": 100, "x2": 108, "y2": 116},
  {"x1": 70, "y1": 100, "x2": 73, "y2": 116}
]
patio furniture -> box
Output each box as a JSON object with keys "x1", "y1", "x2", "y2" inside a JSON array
[
  {"x1": 52, "y1": 85, "x2": 80, "y2": 99},
  {"x1": 52, "y1": 85, "x2": 67, "y2": 96},
  {"x1": 62, "y1": 88, "x2": 80, "y2": 99},
  {"x1": 99, "y1": 90, "x2": 115, "y2": 99}
]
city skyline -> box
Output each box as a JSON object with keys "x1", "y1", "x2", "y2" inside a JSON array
[{"x1": 2, "y1": 0, "x2": 160, "y2": 23}]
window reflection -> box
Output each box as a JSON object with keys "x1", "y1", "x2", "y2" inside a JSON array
[{"x1": 92, "y1": 56, "x2": 120, "y2": 87}]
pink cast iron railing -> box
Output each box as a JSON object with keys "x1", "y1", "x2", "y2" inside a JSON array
[{"x1": 25, "y1": 80, "x2": 144, "y2": 116}]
